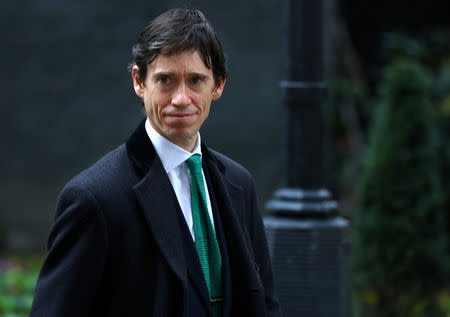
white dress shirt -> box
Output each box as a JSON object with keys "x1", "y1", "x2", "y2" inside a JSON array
[{"x1": 145, "y1": 118, "x2": 215, "y2": 240}]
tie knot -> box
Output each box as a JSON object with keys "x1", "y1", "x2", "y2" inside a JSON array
[{"x1": 186, "y1": 154, "x2": 202, "y2": 175}]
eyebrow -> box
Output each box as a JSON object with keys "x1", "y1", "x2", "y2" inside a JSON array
[
  {"x1": 152, "y1": 72, "x2": 172, "y2": 79},
  {"x1": 189, "y1": 72, "x2": 209, "y2": 81},
  {"x1": 152, "y1": 72, "x2": 209, "y2": 80}
]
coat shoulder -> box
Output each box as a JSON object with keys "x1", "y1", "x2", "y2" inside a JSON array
[{"x1": 62, "y1": 144, "x2": 136, "y2": 200}]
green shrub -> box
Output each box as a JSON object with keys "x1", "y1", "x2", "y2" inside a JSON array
[
  {"x1": 435, "y1": 64, "x2": 450, "y2": 278},
  {"x1": 0, "y1": 255, "x2": 42, "y2": 317},
  {"x1": 353, "y1": 59, "x2": 449, "y2": 317}
]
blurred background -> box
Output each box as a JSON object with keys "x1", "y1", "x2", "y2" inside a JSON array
[{"x1": 0, "y1": 0, "x2": 449, "y2": 316}]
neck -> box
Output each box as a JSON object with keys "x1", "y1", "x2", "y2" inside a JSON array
[
  {"x1": 172, "y1": 135, "x2": 197, "y2": 152},
  {"x1": 147, "y1": 120, "x2": 198, "y2": 153}
]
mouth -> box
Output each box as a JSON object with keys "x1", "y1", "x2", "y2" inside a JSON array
[
  {"x1": 167, "y1": 112, "x2": 195, "y2": 117},
  {"x1": 164, "y1": 112, "x2": 197, "y2": 124}
]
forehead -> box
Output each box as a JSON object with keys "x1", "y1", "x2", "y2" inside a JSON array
[{"x1": 148, "y1": 50, "x2": 212, "y2": 75}]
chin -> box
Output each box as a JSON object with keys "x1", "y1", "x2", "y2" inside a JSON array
[{"x1": 166, "y1": 128, "x2": 197, "y2": 142}]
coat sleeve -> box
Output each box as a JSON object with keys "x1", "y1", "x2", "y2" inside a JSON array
[
  {"x1": 246, "y1": 177, "x2": 281, "y2": 317},
  {"x1": 30, "y1": 183, "x2": 108, "y2": 317}
]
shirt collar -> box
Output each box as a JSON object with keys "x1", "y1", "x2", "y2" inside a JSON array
[{"x1": 145, "y1": 118, "x2": 202, "y2": 173}]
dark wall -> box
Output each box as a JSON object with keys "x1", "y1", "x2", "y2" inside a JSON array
[{"x1": 0, "y1": 0, "x2": 284, "y2": 249}]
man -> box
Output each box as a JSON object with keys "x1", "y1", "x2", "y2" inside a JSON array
[{"x1": 30, "y1": 8, "x2": 280, "y2": 317}]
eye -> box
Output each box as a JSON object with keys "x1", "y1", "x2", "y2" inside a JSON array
[
  {"x1": 190, "y1": 76, "x2": 202, "y2": 85},
  {"x1": 159, "y1": 76, "x2": 170, "y2": 84}
]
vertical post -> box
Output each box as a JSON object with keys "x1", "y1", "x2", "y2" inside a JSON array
[
  {"x1": 266, "y1": 0, "x2": 337, "y2": 215},
  {"x1": 264, "y1": 0, "x2": 352, "y2": 316},
  {"x1": 285, "y1": 0, "x2": 325, "y2": 190}
]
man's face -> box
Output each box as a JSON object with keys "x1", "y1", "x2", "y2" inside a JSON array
[{"x1": 132, "y1": 50, "x2": 225, "y2": 151}]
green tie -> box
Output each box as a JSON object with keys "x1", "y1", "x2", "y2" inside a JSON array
[{"x1": 185, "y1": 154, "x2": 223, "y2": 316}]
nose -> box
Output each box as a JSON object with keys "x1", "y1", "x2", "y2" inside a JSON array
[{"x1": 171, "y1": 84, "x2": 191, "y2": 107}]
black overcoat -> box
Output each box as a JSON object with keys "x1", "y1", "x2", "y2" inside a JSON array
[{"x1": 30, "y1": 121, "x2": 280, "y2": 316}]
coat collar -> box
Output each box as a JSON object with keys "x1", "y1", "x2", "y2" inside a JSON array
[{"x1": 125, "y1": 119, "x2": 158, "y2": 177}]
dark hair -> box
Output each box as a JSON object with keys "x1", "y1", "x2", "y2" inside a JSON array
[{"x1": 130, "y1": 8, "x2": 227, "y2": 86}]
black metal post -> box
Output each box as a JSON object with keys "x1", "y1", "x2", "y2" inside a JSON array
[
  {"x1": 264, "y1": 0, "x2": 351, "y2": 316},
  {"x1": 266, "y1": 0, "x2": 337, "y2": 216},
  {"x1": 285, "y1": 0, "x2": 325, "y2": 190}
]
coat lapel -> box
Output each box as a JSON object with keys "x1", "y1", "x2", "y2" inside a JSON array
[
  {"x1": 133, "y1": 160, "x2": 187, "y2": 285},
  {"x1": 203, "y1": 147, "x2": 266, "y2": 314},
  {"x1": 126, "y1": 120, "x2": 187, "y2": 287}
]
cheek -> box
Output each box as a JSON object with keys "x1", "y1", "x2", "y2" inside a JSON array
[
  {"x1": 199, "y1": 104, "x2": 211, "y2": 122},
  {"x1": 147, "y1": 105, "x2": 163, "y2": 122},
  {"x1": 196, "y1": 93, "x2": 212, "y2": 112},
  {"x1": 145, "y1": 93, "x2": 164, "y2": 116}
]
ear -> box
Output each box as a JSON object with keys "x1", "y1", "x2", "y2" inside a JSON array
[
  {"x1": 212, "y1": 77, "x2": 226, "y2": 101},
  {"x1": 132, "y1": 65, "x2": 144, "y2": 98}
]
